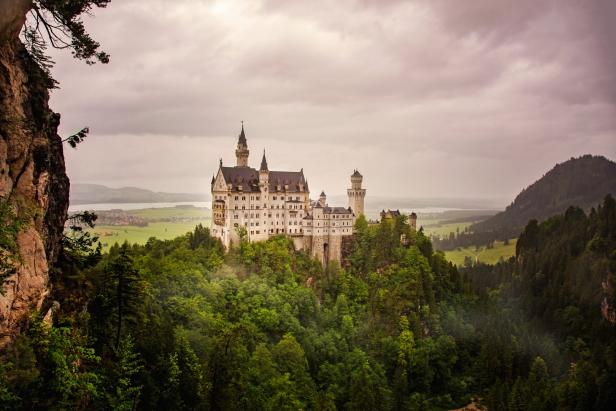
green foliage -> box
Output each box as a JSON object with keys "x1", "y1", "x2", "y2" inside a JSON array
[
  {"x1": 63, "y1": 127, "x2": 89, "y2": 148},
  {"x1": 0, "y1": 316, "x2": 100, "y2": 410},
  {"x1": 2, "y1": 197, "x2": 614, "y2": 409},
  {"x1": 0, "y1": 198, "x2": 25, "y2": 290}
]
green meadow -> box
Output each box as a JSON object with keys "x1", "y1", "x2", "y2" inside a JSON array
[
  {"x1": 86, "y1": 206, "x2": 211, "y2": 250},
  {"x1": 444, "y1": 239, "x2": 518, "y2": 266}
]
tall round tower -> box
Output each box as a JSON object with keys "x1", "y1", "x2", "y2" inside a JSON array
[
  {"x1": 235, "y1": 122, "x2": 249, "y2": 167},
  {"x1": 347, "y1": 169, "x2": 366, "y2": 216}
]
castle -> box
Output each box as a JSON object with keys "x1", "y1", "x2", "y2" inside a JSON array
[{"x1": 210, "y1": 124, "x2": 365, "y2": 265}]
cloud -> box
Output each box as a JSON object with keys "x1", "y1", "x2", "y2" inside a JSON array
[{"x1": 48, "y1": 0, "x2": 616, "y2": 201}]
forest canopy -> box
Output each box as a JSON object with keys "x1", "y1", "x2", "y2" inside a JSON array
[{"x1": 1, "y1": 202, "x2": 615, "y2": 410}]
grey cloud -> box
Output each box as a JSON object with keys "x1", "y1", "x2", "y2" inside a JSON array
[{"x1": 46, "y1": 0, "x2": 616, "y2": 201}]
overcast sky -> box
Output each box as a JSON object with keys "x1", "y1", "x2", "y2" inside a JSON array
[{"x1": 48, "y1": 0, "x2": 616, "y2": 202}]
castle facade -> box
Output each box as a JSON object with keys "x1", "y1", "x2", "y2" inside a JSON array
[{"x1": 210, "y1": 125, "x2": 365, "y2": 265}]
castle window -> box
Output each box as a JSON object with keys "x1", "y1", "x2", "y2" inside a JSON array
[
  {"x1": 234, "y1": 223, "x2": 238, "y2": 227},
  {"x1": 234, "y1": 206, "x2": 238, "y2": 210},
  {"x1": 256, "y1": 196, "x2": 260, "y2": 201},
  {"x1": 256, "y1": 206, "x2": 260, "y2": 210},
  {"x1": 273, "y1": 196, "x2": 277, "y2": 200},
  {"x1": 256, "y1": 230, "x2": 260, "y2": 234},
  {"x1": 235, "y1": 196, "x2": 238, "y2": 200},
  {"x1": 242, "y1": 206, "x2": 245, "y2": 210},
  {"x1": 242, "y1": 196, "x2": 246, "y2": 200}
]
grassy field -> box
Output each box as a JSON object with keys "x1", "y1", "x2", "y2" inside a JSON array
[
  {"x1": 91, "y1": 221, "x2": 211, "y2": 250},
  {"x1": 126, "y1": 206, "x2": 210, "y2": 219},
  {"x1": 86, "y1": 206, "x2": 211, "y2": 250},
  {"x1": 444, "y1": 239, "x2": 517, "y2": 266},
  {"x1": 421, "y1": 220, "x2": 475, "y2": 237}
]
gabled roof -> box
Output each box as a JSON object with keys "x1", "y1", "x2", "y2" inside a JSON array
[
  {"x1": 352, "y1": 169, "x2": 362, "y2": 178},
  {"x1": 269, "y1": 170, "x2": 308, "y2": 193},
  {"x1": 221, "y1": 166, "x2": 260, "y2": 192},
  {"x1": 219, "y1": 167, "x2": 309, "y2": 193},
  {"x1": 381, "y1": 209, "x2": 402, "y2": 218},
  {"x1": 323, "y1": 206, "x2": 352, "y2": 215}
]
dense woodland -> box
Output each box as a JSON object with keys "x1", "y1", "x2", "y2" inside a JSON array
[{"x1": 1, "y1": 196, "x2": 615, "y2": 410}]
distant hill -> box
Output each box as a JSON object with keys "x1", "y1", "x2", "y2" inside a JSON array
[
  {"x1": 70, "y1": 183, "x2": 209, "y2": 205},
  {"x1": 472, "y1": 155, "x2": 616, "y2": 236}
]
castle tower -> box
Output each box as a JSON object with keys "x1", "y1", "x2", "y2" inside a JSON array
[
  {"x1": 235, "y1": 122, "x2": 249, "y2": 167},
  {"x1": 318, "y1": 191, "x2": 327, "y2": 207},
  {"x1": 347, "y1": 169, "x2": 366, "y2": 216},
  {"x1": 259, "y1": 150, "x2": 269, "y2": 188},
  {"x1": 409, "y1": 212, "x2": 417, "y2": 231}
]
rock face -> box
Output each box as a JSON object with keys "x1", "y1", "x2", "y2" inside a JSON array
[{"x1": 0, "y1": 36, "x2": 69, "y2": 347}]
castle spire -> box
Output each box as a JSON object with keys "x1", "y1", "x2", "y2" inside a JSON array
[
  {"x1": 238, "y1": 121, "x2": 247, "y2": 146},
  {"x1": 260, "y1": 149, "x2": 268, "y2": 171}
]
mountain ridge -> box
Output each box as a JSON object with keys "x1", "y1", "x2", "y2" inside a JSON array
[
  {"x1": 472, "y1": 154, "x2": 616, "y2": 235},
  {"x1": 70, "y1": 183, "x2": 209, "y2": 205}
]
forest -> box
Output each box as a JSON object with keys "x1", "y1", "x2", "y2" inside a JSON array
[
  {"x1": 1, "y1": 196, "x2": 615, "y2": 410},
  {"x1": 432, "y1": 155, "x2": 616, "y2": 251}
]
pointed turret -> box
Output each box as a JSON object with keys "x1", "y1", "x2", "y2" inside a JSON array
[
  {"x1": 238, "y1": 122, "x2": 247, "y2": 146},
  {"x1": 258, "y1": 149, "x2": 269, "y2": 190},
  {"x1": 318, "y1": 191, "x2": 326, "y2": 207},
  {"x1": 260, "y1": 149, "x2": 268, "y2": 171}
]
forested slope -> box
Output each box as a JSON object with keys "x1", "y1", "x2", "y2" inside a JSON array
[
  {"x1": 474, "y1": 155, "x2": 616, "y2": 237},
  {"x1": 1, "y1": 202, "x2": 615, "y2": 409},
  {"x1": 434, "y1": 155, "x2": 616, "y2": 250},
  {"x1": 463, "y1": 195, "x2": 616, "y2": 409}
]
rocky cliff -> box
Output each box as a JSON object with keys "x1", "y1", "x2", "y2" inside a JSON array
[{"x1": 0, "y1": 27, "x2": 69, "y2": 346}]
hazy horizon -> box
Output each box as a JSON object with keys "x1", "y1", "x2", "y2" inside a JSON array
[{"x1": 48, "y1": 0, "x2": 616, "y2": 199}]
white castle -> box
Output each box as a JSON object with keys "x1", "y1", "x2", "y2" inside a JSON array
[{"x1": 211, "y1": 124, "x2": 366, "y2": 265}]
